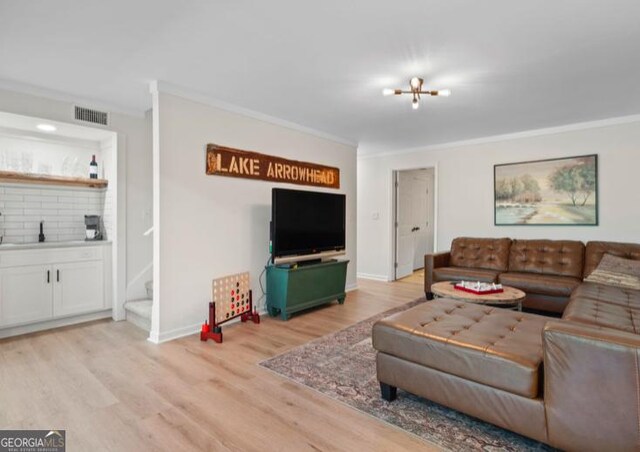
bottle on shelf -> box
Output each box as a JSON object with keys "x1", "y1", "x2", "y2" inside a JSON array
[{"x1": 89, "y1": 155, "x2": 98, "y2": 179}]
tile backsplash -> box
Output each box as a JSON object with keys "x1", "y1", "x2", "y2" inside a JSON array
[{"x1": 0, "y1": 183, "x2": 106, "y2": 244}]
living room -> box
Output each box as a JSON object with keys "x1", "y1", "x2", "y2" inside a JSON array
[{"x1": 1, "y1": 1, "x2": 639, "y2": 451}]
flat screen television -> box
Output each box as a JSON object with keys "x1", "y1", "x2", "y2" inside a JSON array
[{"x1": 271, "y1": 188, "x2": 346, "y2": 262}]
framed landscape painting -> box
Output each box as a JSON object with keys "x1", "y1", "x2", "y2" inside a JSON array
[{"x1": 494, "y1": 154, "x2": 598, "y2": 225}]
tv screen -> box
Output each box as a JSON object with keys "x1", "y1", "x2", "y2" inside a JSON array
[{"x1": 272, "y1": 188, "x2": 346, "y2": 260}]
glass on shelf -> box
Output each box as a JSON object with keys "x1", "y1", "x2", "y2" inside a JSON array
[
  {"x1": 0, "y1": 150, "x2": 7, "y2": 170},
  {"x1": 61, "y1": 156, "x2": 78, "y2": 176},
  {"x1": 20, "y1": 151, "x2": 34, "y2": 173},
  {"x1": 7, "y1": 151, "x2": 21, "y2": 172},
  {"x1": 37, "y1": 162, "x2": 53, "y2": 175},
  {"x1": 73, "y1": 159, "x2": 84, "y2": 177}
]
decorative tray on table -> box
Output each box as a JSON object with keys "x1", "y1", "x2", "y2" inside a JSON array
[{"x1": 454, "y1": 281, "x2": 504, "y2": 295}]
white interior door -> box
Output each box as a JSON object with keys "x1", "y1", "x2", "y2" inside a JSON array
[
  {"x1": 395, "y1": 171, "x2": 414, "y2": 279},
  {"x1": 395, "y1": 169, "x2": 435, "y2": 279},
  {"x1": 412, "y1": 175, "x2": 429, "y2": 270}
]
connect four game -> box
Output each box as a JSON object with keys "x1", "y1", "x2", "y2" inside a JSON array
[
  {"x1": 200, "y1": 271, "x2": 260, "y2": 343},
  {"x1": 213, "y1": 272, "x2": 251, "y2": 321}
]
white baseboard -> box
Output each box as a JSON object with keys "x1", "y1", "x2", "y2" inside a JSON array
[
  {"x1": 147, "y1": 307, "x2": 268, "y2": 344},
  {"x1": 146, "y1": 282, "x2": 360, "y2": 343},
  {"x1": 357, "y1": 272, "x2": 389, "y2": 282},
  {"x1": 147, "y1": 330, "x2": 160, "y2": 343},
  {"x1": 147, "y1": 323, "x2": 199, "y2": 344},
  {"x1": 0, "y1": 309, "x2": 113, "y2": 339},
  {"x1": 148, "y1": 279, "x2": 359, "y2": 344}
]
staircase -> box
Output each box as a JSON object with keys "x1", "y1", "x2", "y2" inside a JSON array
[{"x1": 124, "y1": 280, "x2": 153, "y2": 331}]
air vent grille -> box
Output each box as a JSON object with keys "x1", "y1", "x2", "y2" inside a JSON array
[{"x1": 74, "y1": 106, "x2": 108, "y2": 125}]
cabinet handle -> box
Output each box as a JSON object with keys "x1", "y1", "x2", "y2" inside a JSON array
[
  {"x1": 57, "y1": 269, "x2": 60, "y2": 282},
  {"x1": 47, "y1": 270, "x2": 50, "y2": 283}
]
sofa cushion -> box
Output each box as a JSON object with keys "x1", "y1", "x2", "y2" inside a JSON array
[
  {"x1": 563, "y1": 297, "x2": 640, "y2": 334},
  {"x1": 508, "y1": 239, "x2": 584, "y2": 278},
  {"x1": 584, "y1": 254, "x2": 640, "y2": 290},
  {"x1": 450, "y1": 237, "x2": 512, "y2": 272},
  {"x1": 570, "y1": 282, "x2": 640, "y2": 310},
  {"x1": 372, "y1": 299, "x2": 547, "y2": 398},
  {"x1": 499, "y1": 272, "x2": 581, "y2": 297},
  {"x1": 583, "y1": 241, "x2": 640, "y2": 279},
  {"x1": 432, "y1": 266, "x2": 500, "y2": 284}
]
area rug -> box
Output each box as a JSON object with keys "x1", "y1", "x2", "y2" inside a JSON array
[{"x1": 259, "y1": 299, "x2": 553, "y2": 451}]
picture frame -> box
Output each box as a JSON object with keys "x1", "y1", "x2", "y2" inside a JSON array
[{"x1": 494, "y1": 154, "x2": 598, "y2": 226}]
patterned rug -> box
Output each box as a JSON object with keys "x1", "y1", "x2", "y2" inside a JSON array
[{"x1": 259, "y1": 299, "x2": 553, "y2": 451}]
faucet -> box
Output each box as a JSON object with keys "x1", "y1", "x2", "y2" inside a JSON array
[{"x1": 39, "y1": 220, "x2": 45, "y2": 243}]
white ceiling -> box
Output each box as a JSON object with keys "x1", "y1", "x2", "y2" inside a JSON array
[
  {"x1": 1, "y1": 0, "x2": 639, "y2": 155},
  {"x1": 0, "y1": 112, "x2": 114, "y2": 143}
]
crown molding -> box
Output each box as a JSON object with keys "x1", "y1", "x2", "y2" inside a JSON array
[
  {"x1": 358, "y1": 113, "x2": 640, "y2": 160},
  {"x1": 0, "y1": 78, "x2": 146, "y2": 119},
  {"x1": 149, "y1": 80, "x2": 357, "y2": 148}
]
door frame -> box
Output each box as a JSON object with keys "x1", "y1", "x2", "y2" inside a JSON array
[{"x1": 390, "y1": 165, "x2": 438, "y2": 281}]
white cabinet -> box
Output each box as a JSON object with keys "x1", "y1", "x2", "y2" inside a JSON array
[
  {"x1": 0, "y1": 265, "x2": 52, "y2": 327},
  {"x1": 53, "y1": 261, "x2": 104, "y2": 317},
  {"x1": 0, "y1": 246, "x2": 110, "y2": 330}
]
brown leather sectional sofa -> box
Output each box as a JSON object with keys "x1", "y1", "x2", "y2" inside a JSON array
[
  {"x1": 374, "y1": 239, "x2": 640, "y2": 450},
  {"x1": 426, "y1": 237, "x2": 595, "y2": 313}
]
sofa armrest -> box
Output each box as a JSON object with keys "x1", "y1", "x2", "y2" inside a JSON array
[
  {"x1": 424, "y1": 251, "x2": 450, "y2": 296},
  {"x1": 543, "y1": 320, "x2": 640, "y2": 451}
]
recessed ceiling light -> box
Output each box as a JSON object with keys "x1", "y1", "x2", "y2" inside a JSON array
[{"x1": 36, "y1": 124, "x2": 57, "y2": 132}]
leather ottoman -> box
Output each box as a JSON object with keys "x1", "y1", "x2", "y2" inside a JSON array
[
  {"x1": 372, "y1": 298, "x2": 550, "y2": 443},
  {"x1": 373, "y1": 298, "x2": 547, "y2": 398}
]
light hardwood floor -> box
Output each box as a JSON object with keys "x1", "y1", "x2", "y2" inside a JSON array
[
  {"x1": 0, "y1": 278, "x2": 438, "y2": 452},
  {"x1": 398, "y1": 268, "x2": 425, "y2": 285}
]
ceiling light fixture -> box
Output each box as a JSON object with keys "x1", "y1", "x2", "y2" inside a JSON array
[
  {"x1": 36, "y1": 124, "x2": 57, "y2": 132},
  {"x1": 382, "y1": 77, "x2": 451, "y2": 110}
]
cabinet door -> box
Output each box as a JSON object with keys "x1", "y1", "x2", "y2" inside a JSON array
[
  {"x1": 53, "y1": 261, "x2": 104, "y2": 317},
  {"x1": 0, "y1": 265, "x2": 53, "y2": 327}
]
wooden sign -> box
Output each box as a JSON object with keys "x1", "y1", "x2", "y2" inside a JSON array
[{"x1": 205, "y1": 144, "x2": 340, "y2": 189}]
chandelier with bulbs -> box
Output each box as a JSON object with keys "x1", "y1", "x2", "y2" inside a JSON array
[{"x1": 383, "y1": 77, "x2": 451, "y2": 110}]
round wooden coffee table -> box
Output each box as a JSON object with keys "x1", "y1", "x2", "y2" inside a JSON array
[{"x1": 431, "y1": 281, "x2": 526, "y2": 311}]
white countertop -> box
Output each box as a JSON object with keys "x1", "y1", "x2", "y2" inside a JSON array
[{"x1": 0, "y1": 240, "x2": 112, "y2": 251}]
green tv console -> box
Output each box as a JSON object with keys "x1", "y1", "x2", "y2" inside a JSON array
[{"x1": 266, "y1": 259, "x2": 349, "y2": 320}]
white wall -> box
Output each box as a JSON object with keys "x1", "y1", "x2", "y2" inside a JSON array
[
  {"x1": 357, "y1": 119, "x2": 640, "y2": 280},
  {"x1": 151, "y1": 89, "x2": 357, "y2": 342},
  {"x1": 0, "y1": 88, "x2": 153, "y2": 303}
]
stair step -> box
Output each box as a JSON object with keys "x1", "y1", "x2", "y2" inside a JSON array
[
  {"x1": 124, "y1": 299, "x2": 152, "y2": 318},
  {"x1": 124, "y1": 299, "x2": 152, "y2": 332}
]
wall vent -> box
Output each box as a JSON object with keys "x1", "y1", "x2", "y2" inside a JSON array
[{"x1": 74, "y1": 106, "x2": 109, "y2": 126}]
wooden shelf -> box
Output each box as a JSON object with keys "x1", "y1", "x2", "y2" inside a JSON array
[{"x1": 0, "y1": 171, "x2": 108, "y2": 188}]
